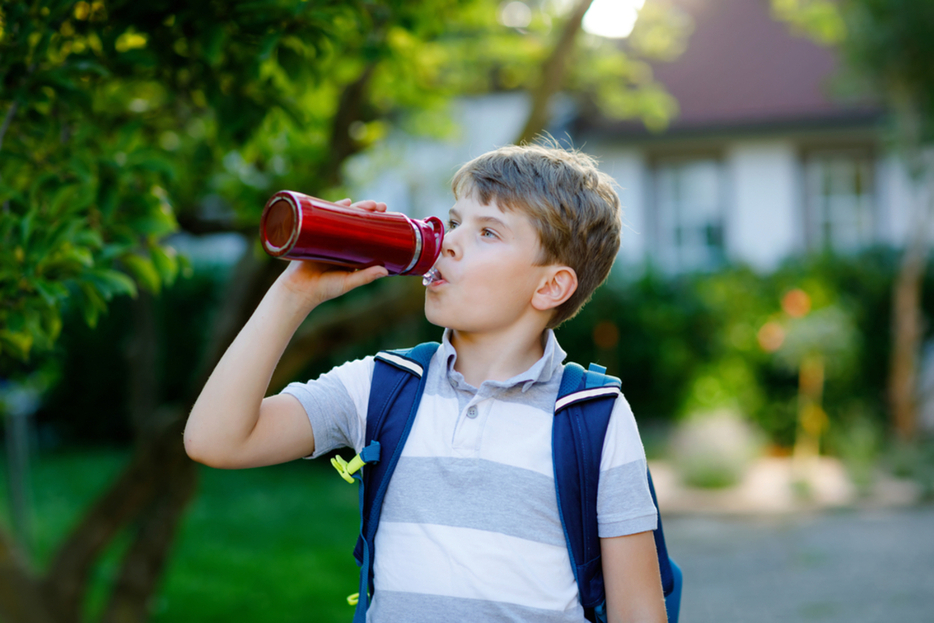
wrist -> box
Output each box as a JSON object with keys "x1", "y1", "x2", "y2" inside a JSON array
[{"x1": 266, "y1": 277, "x2": 322, "y2": 325}]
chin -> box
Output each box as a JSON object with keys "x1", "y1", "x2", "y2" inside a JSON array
[{"x1": 423, "y1": 301, "x2": 450, "y2": 329}]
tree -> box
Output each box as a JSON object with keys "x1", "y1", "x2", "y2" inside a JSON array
[
  {"x1": 839, "y1": 0, "x2": 934, "y2": 443},
  {"x1": 1, "y1": 1, "x2": 684, "y2": 621},
  {"x1": 773, "y1": 0, "x2": 934, "y2": 442}
]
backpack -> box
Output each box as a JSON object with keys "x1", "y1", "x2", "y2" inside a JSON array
[{"x1": 330, "y1": 342, "x2": 682, "y2": 623}]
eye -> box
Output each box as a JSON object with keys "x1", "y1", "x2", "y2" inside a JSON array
[
  {"x1": 446, "y1": 220, "x2": 459, "y2": 231},
  {"x1": 481, "y1": 228, "x2": 496, "y2": 238}
]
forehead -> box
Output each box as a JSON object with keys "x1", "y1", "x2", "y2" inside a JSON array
[{"x1": 450, "y1": 194, "x2": 527, "y2": 224}]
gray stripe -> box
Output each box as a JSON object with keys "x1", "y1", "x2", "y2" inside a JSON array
[
  {"x1": 380, "y1": 457, "x2": 565, "y2": 547},
  {"x1": 281, "y1": 374, "x2": 360, "y2": 456},
  {"x1": 369, "y1": 590, "x2": 585, "y2": 623},
  {"x1": 597, "y1": 459, "x2": 658, "y2": 536}
]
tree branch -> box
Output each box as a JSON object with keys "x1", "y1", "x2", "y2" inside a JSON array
[
  {"x1": 322, "y1": 62, "x2": 378, "y2": 188},
  {"x1": 516, "y1": 0, "x2": 595, "y2": 145},
  {"x1": 269, "y1": 278, "x2": 425, "y2": 391}
]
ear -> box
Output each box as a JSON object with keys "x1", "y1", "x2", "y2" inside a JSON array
[{"x1": 531, "y1": 266, "x2": 578, "y2": 312}]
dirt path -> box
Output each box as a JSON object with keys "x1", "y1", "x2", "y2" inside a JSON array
[{"x1": 663, "y1": 505, "x2": 934, "y2": 622}]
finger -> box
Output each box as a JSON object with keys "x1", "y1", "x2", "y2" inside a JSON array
[
  {"x1": 351, "y1": 199, "x2": 381, "y2": 212},
  {"x1": 344, "y1": 265, "x2": 389, "y2": 290},
  {"x1": 336, "y1": 198, "x2": 352, "y2": 206}
]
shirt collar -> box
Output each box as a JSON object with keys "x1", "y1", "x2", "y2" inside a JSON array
[{"x1": 439, "y1": 328, "x2": 566, "y2": 392}]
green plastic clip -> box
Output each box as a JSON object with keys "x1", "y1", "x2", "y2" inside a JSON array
[{"x1": 331, "y1": 453, "x2": 365, "y2": 484}]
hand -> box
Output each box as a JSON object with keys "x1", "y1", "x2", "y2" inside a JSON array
[{"x1": 276, "y1": 198, "x2": 390, "y2": 308}]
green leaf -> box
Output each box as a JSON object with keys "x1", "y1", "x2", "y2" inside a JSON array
[
  {"x1": 33, "y1": 280, "x2": 68, "y2": 306},
  {"x1": 87, "y1": 268, "x2": 139, "y2": 300},
  {"x1": 127, "y1": 211, "x2": 178, "y2": 237},
  {"x1": 67, "y1": 156, "x2": 94, "y2": 185},
  {"x1": 78, "y1": 282, "x2": 106, "y2": 327},
  {"x1": 126, "y1": 153, "x2": 176, "y2": 180},
  {"x1": 150, "y1": 244, "x2": 179, "y2": 286},
  {"x1": 0, "y1": 330, "x2": 34, "y2": 360},
  {"x1": 50, "y1": 184, "x2": 80, "y2": 214},
  {"x1": 39, "y1": 245, "x2": 94, "y2": 275},
  {"x1": 68, "y1": 59, "x2": 111, "y2": 78},
  {"x1": 20, "y1": 206, "x2": 39, "y2": 246},
  {"x1": 121, "y1": 254, "x2": 162, "y2": 293},
  {"x1": 177, "y1": 252, "x2": 195, "y2": 279},
  {"x1": 73, "y1": 229, "x2": 104, "y2": 249}
]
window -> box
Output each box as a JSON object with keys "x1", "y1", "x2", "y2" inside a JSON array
[
  {"x1": 804, "y1": 150, "x2": 876, "y2": 253},
  {"x1": 654, "y1": 158, "x2": 726, "y2": 272}
]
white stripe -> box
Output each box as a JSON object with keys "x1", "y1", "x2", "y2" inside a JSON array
[
  {"x1": 375, "y1": 352, "x2": 423, "y2": 377},
  {"x1": 403, "y1": 393, "x2": 555, "y2": 476},
  {"x1": 554, "y1": 386, "x2": 621, "y2": 411},
  {"x1": 374, "y1": 522, "x2": 579, "y2": 611}
]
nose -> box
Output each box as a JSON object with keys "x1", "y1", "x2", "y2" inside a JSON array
[{"x1": 441, "y1": 224, "x2": 460, "y2": 259}]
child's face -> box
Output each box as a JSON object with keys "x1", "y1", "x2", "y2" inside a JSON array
[{"x1": 424, "y1": 194, "x2": 555, "y2": 335}]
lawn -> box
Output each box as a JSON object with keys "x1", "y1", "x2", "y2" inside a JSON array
[{"x1": 0, "y1": 448, "x2": 363, "y2": 623}]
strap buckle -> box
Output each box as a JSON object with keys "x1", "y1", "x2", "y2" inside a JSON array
[{"x1": 331, "y1": 454, "x2": 366, "y2": 484}]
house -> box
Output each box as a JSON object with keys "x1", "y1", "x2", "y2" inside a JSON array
[
  {"x1": 575, "y1": 0, "x2": 908, "y2": 273},
  {"x1": 350, "y1": 0, "x2": 912, "y2": 275}
]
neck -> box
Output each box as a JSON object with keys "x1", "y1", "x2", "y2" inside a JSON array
[{"x1": 450, "y1": 323, "x2": 549, "y2": 387}]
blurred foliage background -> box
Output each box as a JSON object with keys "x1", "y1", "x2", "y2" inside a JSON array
[{"x1": 1, "y1": 0, "x2": 934, "y2": 622}]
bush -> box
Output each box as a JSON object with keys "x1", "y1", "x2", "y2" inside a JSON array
[{"x1": 560, "y1": 248, "x2": 904, "y2": 450}]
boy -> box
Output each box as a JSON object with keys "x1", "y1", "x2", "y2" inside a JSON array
[{"x1": 185, "y1": 144, "x2": 666, "y2": 622}]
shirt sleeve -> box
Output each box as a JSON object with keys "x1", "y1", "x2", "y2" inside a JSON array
[
  {"x1": 596, "y1": 393, "x2": 658, "y2": 537},
  {"x1": 279, "y1": 356, "x2": 375, "y2": 458}
]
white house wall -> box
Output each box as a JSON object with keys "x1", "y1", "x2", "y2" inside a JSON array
[
  {"x1": 878, "y1": 152, "x2": 918, "y2": 248},
  {"x1": 590, "y1": 147, "x2": 648, "y2": 265},
  {"x1": 726, "y1": 140, "x2": 799, "y2": 270}
]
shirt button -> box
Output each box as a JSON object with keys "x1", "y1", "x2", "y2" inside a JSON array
[{"x1": 467, "y1": 407, "x2": 478, "y2": 418}]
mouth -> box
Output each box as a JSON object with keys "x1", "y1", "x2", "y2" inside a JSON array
[{"x1": 422, "y1": 266, "x2": 446, "y2": 287}]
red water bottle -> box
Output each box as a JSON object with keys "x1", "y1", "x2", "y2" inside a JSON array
[{"x1": 259, "y1": 191, "x2": 444, "y2": 276}]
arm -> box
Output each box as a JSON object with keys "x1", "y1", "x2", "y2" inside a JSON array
[
  {"x1": 601, "y1": 531, "x2": 667, "y2": 623},
  {"x1": 183, "y1": 200, "x2": 389, "y2": 469}
]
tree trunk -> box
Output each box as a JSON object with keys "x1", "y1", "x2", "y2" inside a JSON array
[
  {"x1": 100, "y1": 421, "x2": 196, "y2": 623},
  {"x1": 127, "y1": 291, "x2": 158, "y2": 442},
  {"x1": 516, "y1": 0, "x2": 595, "y2": 145},
  {"x1": 0, "y1": 532, "x2": 55, "y2": 623},
  {"x1": 36, "y1": 249, "x2": 277, "y2": 623},
  {"x1": 888, "y1": 168, "x2": 933, "y2": 441},
  {"x1": 889, "y1": 242, "x2": 924, "y2": 441}
]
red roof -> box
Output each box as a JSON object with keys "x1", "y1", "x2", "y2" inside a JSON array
[{"x1": 582, "y1": 0, "x2": 881, "y2": 135}]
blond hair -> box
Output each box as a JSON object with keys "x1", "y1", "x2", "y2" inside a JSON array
[{"x1": 451, "y1": 143, "x2": 621, "y2": 328}]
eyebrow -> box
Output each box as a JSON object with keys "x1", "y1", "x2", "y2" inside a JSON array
[{"x1": 448, "y1": 209, "x2": 512, "y2": 232}]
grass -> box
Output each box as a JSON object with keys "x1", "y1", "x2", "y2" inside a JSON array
[{"x1": 0, "y1": 448, "x2": 363, "y2": 623}]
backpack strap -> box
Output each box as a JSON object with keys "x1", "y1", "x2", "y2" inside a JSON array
[
  {"x1": 350, "y1": 341, "x2": 440, "y2": 622},
  {"x1": 553, "y1": 363, "x2": 681, "y2": 623},
  {"x1": 553, "y1": 363, "x2": 621, "y2": 622}
]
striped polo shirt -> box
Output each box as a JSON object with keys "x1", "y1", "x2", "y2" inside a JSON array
[{"x1": 281, "y1": 329, "x2": 657, "y2": 622}]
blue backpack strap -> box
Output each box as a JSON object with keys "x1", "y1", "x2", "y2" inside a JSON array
[
  {"x1": 553, "y1": 363, "x2": 681, "y2": 623},
  {"x1": 553, "y1": 363, "x2": 621, "y2": 621},
  {"x1": 351, "y1": 341, "x2": 439, "y2": 622}
]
